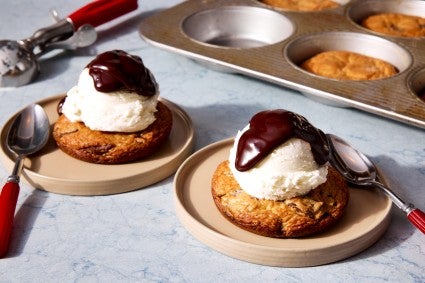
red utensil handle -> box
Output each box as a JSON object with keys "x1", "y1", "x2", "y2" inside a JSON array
[
  {"x1": 407, "y1": 209, "x2": 425, "y2": 234},
  {"x1": 0, "y1": 181, "x2": 20, "y2": 258},
  {"x1": 68, "y1": 0, "x2": 138, "y2": 29}
]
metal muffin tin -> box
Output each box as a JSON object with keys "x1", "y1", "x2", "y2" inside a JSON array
[{"x1": 139, "y1": 0, "x2": 425, "y2": 129}]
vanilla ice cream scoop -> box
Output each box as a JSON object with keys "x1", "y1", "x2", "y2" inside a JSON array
[
  {"x1": 61, "y1": 50, "x2": 159, "y2": 132},
  {"x1": 229, "y1": 109, "x2": 330, "y2": 200}
]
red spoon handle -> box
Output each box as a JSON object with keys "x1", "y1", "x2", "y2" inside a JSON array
[
  {"x1": 407, "y1": 209, "x2": 425, "y2": 234},
  {"x1": 68, "y1": 0, "x2": 138, "y2": 29},
  {"x1": 0, "y1": 181, "x2": 20, "y2": 258}
]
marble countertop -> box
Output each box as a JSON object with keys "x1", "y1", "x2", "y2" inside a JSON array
[{"x1": 0, "y1": 0, "x2": 424, "y2": 282}]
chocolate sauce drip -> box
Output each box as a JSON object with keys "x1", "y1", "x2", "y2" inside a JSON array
[
  {"x1": 235, "y1": 109, "x2": 330, "y2": 171},
  {"x1": 87, "y1": 50, "x2": 157, "y2": 96},
  {"x1": 57, "y1": 97, "x2": 66, "y2": 115},
  {"x1": 420, "y1": 89, "x2": 425, "y2": 101}
]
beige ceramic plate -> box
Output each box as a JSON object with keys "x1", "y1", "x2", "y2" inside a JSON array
[
  {"x1": 174, "y1": 138, "x2": 392, "y2": 267},
  {"x1": 0, "y1": 95, "x2": 194, "y2": 196}
]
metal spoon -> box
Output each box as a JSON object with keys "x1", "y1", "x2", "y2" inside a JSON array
[
  {"x1": 327, "y1": 134, "x2": 425, "y2": 234},
  {"x1": 0, "y1": 0, "x2": 138, "y2": 88},
  {"x1": 0, "y1": 104, "x2": 50, "y2": 257}
]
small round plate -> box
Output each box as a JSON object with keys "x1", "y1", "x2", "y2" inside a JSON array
[
  {"x1": 173, "y1": 138, "x2": 392, "y2": 267},
  {"x1": 0, "y1": 95, "x2": 194, "y2": 196}
]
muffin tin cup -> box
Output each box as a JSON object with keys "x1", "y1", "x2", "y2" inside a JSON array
[
  {"x1": 348, "y1": 0, "x2": 425, "y2": 37},
  {"x1": 182, "y1": 6, "x2": 294, "y2": 48},
  {"x1": 139, "y1": 0, "x2": 425, "y2": 128},
  {"x1": 408, "y1": 68, "x2": 425, "y2": 98}
]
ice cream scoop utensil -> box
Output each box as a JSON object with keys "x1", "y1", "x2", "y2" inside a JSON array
[
  {"x1": 0, "y1": 0, "x2": 138, "y2": 88},
  {"x1": 327, "y1": 134, "x2": 425, "y2": 234},
  {"x1": 0, "y1": 104, "x2": 50, "y2": 257}
]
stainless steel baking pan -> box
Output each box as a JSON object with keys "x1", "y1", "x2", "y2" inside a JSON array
[{"x1": 139, "y1": 0, "x2": 425, "y2": 129}]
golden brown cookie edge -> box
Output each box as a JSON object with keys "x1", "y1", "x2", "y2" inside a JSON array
[
  {"x1": 211, "y1": 161, "x2": 349, "y2": 238},
  {"x1": 52, "y1": 101, "x2": 173, "y2": 164}
]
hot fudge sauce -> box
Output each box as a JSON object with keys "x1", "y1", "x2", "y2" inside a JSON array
[
  {"x1": 235, "y1": 109, "x2": 330, "y2": 171},
  {"x1": 87, "y1": 50, "x2": 158, "y2": 96}
]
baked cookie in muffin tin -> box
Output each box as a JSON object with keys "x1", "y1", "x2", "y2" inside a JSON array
[{"x1": 139, "y1": 0, "x2": 425, "y2": 128}]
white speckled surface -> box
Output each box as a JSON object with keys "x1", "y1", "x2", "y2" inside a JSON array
[{"x1": 0, "y1": 0, "x2": 424, "y2": 282}]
